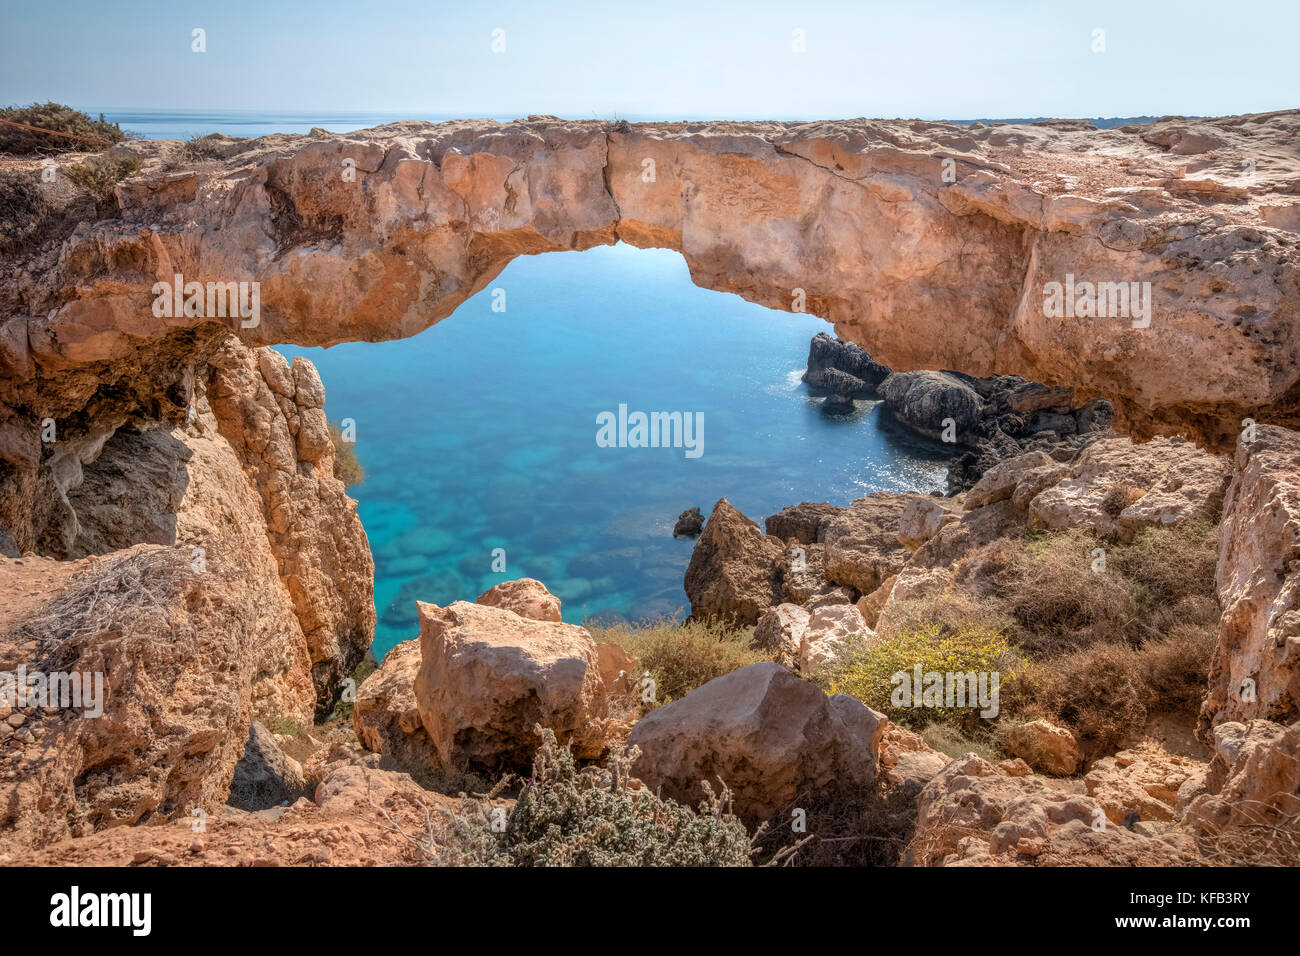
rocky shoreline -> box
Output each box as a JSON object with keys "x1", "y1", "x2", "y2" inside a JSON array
[{"x1": 0, "y1": 111, "x2": 1298, "y2": 866}]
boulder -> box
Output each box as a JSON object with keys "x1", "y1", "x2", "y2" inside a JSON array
[
  {"x1": 764, "y1": 500, "x2": 844, "y2": 545},
  {"x1": 822, "y1": 493, "x2": 914, "y2": 594},
  {"x1": 1002, "y1": 719, "x2": 1083, "y2": 776},
  {"x1": 1182, "y1": 720, "x2": 1300, "y2": 857},
  {"x1": 352, "y1": 639, "x2": 441, "y2": 771},
  {"x1": 1200, "y1": 425, "x2": 1300, "y2": 734},
  {"x1": 963, "y1": 450, "x2": 1067, "y2": 511},
  {"x1": 898, "y1": 495, "x2": 962, "y2": 551},
  {"x1": 628, "y1": 663, "x2": 884, "y2": 826},
  {"x1": 475, "y1": 577, "x2": 562, "y2": 623},
  {"x1": 595, "y1": 641, "x2": 639, "y2": 694},
  {"x1": 684, "y1": 499, "x2": 784, "y2": 625},
  {"x1": 855, "y1": 573, "x2": 897, "y2": 628},
  {"x1": 227, "y1": 721, "x2": 308, "y2": 811},
  {"x1": 777, "y1": 541, "x2": 829, "y2": 605},
  {"x1": 751, "y1": 603, "x2": 810, "y2": 671},
  {"x1": 878, "y1": 370, "x2": 984, "y2": 443},
  {"x1": 878, "y1": 723, "x2": 951, "y2": 787},
  {"x1": 413, "y1": 600, "x2": 609, "y2": 774},
  {"x1": 802, "y1": 332, "x2": 891, "y2": 395},
  {"x1": 800, "y1": 603, "x2": 873, "y2": 673}
]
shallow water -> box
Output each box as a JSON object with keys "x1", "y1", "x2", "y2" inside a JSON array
[{"x1": 277, "y1": 243, "x2": 951, "y2": 658}]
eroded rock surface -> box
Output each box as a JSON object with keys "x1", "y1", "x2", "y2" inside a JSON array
[{"x1": 1201, "y1": 426, "x2": 1300, "y2": 734}]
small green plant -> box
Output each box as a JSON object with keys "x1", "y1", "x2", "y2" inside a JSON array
[
  {"x1": 264, "y1": 716, "x2": 305, "y2": 738},
  {"x1": 329, "y1": 421, "x2": 365, "y2": 488},
  {"x1": 821, "y1": 621, "x2": 1028, "y2": 731},
  {"x1": 180, "y1": 134, "x2": 225, "y2": 162},
  {"x1": 587, "y1": 616, "x2": 762, "y2": 704}
]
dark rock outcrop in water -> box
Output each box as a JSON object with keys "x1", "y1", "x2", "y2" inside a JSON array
[
  {"x1": 801, "y1": 333, "x2": 1115, "y2": 493},
  {"x1": 673, "y1": 507, "x2": 704, "y2": 538},
  {"x1": 802, "y1": 332, "x2": 891, "y2": 400}
]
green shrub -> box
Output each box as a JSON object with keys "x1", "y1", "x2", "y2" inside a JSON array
[
  {"x1": 587, "y1": 617, "x2": 762, "y2": 704},
  {"x1": 329, "y1": 421, "x2": 365, "y2": 487},
  {"x1": 0, "y1": 102, "x2": 125, "y2": 155},
  {"x1": 421, "y1": 728, "x2": 753, "y2": 866},
  {"x1": 820, "y1": 620, "x2": 1028, "y2": 731}
]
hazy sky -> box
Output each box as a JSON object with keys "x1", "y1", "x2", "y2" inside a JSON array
[{"x1": 2, "y1": 0, "x2": 1295, "y2": 120}]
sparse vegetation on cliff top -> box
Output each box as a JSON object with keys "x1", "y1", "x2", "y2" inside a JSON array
[{"x1": 0, "y1": 102, "x2": 124, "y2": 154}]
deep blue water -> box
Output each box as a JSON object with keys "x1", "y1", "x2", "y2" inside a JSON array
[{"x1": 278, "y1": 244, "x2": 950, "y2": 659}]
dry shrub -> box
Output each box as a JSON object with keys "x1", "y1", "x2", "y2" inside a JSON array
[
  {"x1": 920, "y1": 722, "x2": 1001, "y2": 763},
  {"x1": 64, "y1": 157, "x2": 141, "y2": 204},
  {"x1": 1017, "y1": 627, "x2": 1216, "y2": 761},
  {"x1": 1138, "y1": 624, "x2": 1216, "y2": 713},
  {"x1": 0, "y1": 170, "x2": 49, "y2": 253},
  {"x1": 1004, "y1": 527, "x2": 1138, "y2": 653},
  {"x1": 329, "y1": 421, "x2": 365, "y2": 488},
  {"x1": 586, "y1": 617, "x2": 762, "y2": 704},
  {"x1": 1020, "y1": 641, "x2": 1149, "y2": 760},
  {"x1": 749, "y1": 779, "x2": 919, "y2": 867}
]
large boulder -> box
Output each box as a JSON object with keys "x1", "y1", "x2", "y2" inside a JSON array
[
  {"x1": 822, "y1": 493, "x2": 914, "y2": 594},
  {"x1": 898, "y1": 495, "x2": 962, "y2": 552},
  {"x1": 628, "y1": 663, "x2": 884, "y2": 826},
  {"x1": 878, "y1": 370, "x2": 984, "y2": 443},
  {"x1": 764, "y1": 500, "x2": 844, "y2": 545},
  {"x1": 475, "y1": 577, "x2": 562, "y2": 623},
  {"x1": 1002, "y1": 719, "x2": 1083, "y2": 776},
  {"x1": 227, "y1": 721, "x2": 308, "y2": 811},
  {"x1": 352, "y1": 639, "x2": 441, "y2": 771},
  {"x1": 1200, "y1": 425, "x2": 1300, "y2": 734},
  {"x1": 799, "y1": 603, "x2": 873, "y2": 674},
  {"x1": 1028, "y1": 435, "x2": 1230, "y2": 540},
  {"x1": 684, "y1": 499, "x2": 784, "y2": 625},
  {"x1": 413, "y1": 601, "x2": 609, "y2": 774}
]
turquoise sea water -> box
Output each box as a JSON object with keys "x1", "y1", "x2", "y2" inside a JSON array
[{"x1": 279, "y1": 244, "x2": 950, "y2": 659}]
